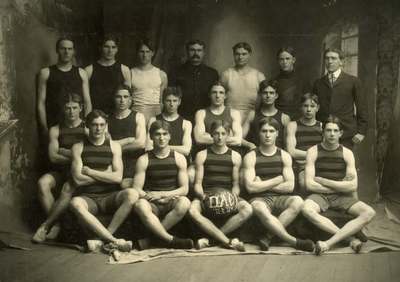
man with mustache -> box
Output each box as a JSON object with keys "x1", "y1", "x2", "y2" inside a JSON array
[{"x1": 169, "y1": 40, "x2": 219, "y2": 123}]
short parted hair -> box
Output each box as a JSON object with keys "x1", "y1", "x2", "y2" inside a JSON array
[
  {"x1": 185, "y1": 39, "x2": 206, "y2": 51},
  {"x1": 324, "y1": 48, "x2": 345, "y2": 60},
  {"x1": 300, "y1": 93, "x2": 319, "y2": 105},
  {"x1": 162, "y1": 86, "x2": 182, "y2": 101},
  {"x1": 208, "y1": 81, "x2": 226, "y2": 96},
  {"x1": 149, "y1": 120, "x2": 170, "y2": 137},
  {"x1": 86, "y1": 110, "x2": 108, "y2": 125},
  {"x1": 99, "y1": 34, "x2": 119, "y2": 47},
  {"x1": 114, "y1": 84, "x2": 132, "y2": 96},
  {"x1": 56, "y1": 36, "x2": 74, "y2": 51},
  {"x1": 258, "y1": 117, "x2": 280, "y2": 131},
  {"x1": 232, "y1": 42, "x2": 252, "y2": 53},
  {"x1": 62, "y1": 93, "x2": 82, "y2": 106},
  {"x1": 322, "y1": 115, "x2": 343, "y2": 131},
  {"x1": 136, "y1": 38, "x2": 155, "y2": 53},
  {"x1": 258, "y1": 80, "x2": 278, "y2": 94},
  {"x1": 276, "y1": 46, "x2": 296, "y2": 58},
  {"x1": 210, "y1": 120, "x2": 231, "y2": 134}
]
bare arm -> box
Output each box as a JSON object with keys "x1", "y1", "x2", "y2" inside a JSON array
[
  {"x1": 226, "y1": 109, "x2": 242, "y2": 146},
  {"x1": 79, "y1": 68, "x2": 92, "y2": 116},
  {"x1": 242, "y1": 110, "x2": 255, "y2": 139},
  {"x1": 304, "y1": 146, "x2": 335, "y2": 194},
  {"x1": 121, "y1": 64, "x2": 131, "y2": 88},
  {"x1": 131, "y1": 154, "x2": 148, "y2": 197},
  {"x1": 145, "y1": 117, "x2": 156, "y2": 151},
  {"x1": 169, "y1": 120, "x2": 192, "y2": 156},
  {"x1": 314, "y1": 147, "x2": 358, "y2": 193},
  {"x1": 244, "y1": 151, "x2": 284, "y2": 194},
  {"x1": 268, "y1": 150, "x2": 295, "y2": 194},
  {"x1": 193, "y1": 150, "x2": 207, "y2": 200},
  {"x1": 84, "y1": 65, "x2": 93, "y2": 80},
  {"x1": 231, "y1": 151, "x2": 242, "y2": 196},
  {"x1": 84, "y1": 141, "x2": 123, "y2": 184},
  {"x1": 159, "y1": 70, "x2": 168, "y2": 104},
  {"x1": 48, "y1": 125, "x2": 70, "y2": 164},
  {"x1": 280, "y1": 113, "x2": 291, "y2": 150},
  {"x1": 194, "y1": 110, "x2": 213, "y2": 145},
  {"x1": 71, "y1": 142, "x2": 96, "y2": 186},
  {"x1": 37, "y1": 68, "x2": 50, "y2": 133},
  {"x1": 117, "y1": 112, "x2": 146, "y2": 151},
  {"x1": 286, "y1": 121, "x2": 307, "y2": 160}
]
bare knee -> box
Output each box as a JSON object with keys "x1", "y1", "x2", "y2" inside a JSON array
[
  {"x1": 238, "y1": 201, "x2": 253, "y2": 219},
  {"x1": 188, "y1": 202, "x2": 202, "y2": 219},
  {"x1": 121, "y1": 189, "x2": 139, "y2": 205},
  {"x1": 70, "y1": 197, "x2": 87, "y2": 214},
  {"x1": 175, "y1": 196, "x2": 191, "y2": 215},
  {"x1": 288, "y1": 196, "x2": 304, "y2": 212},
  {"x1": 360, "y1": 206, "x2": 376, "y2": 223},
  {"x1": 38, "y1": 176, "x2": 55, "y2": 195},
  {"x1": 134, "y1": 199, "x2": 151, "y2": 215},
  {"x1": 302, "y1": 202, "x2": 319, "y2": 219},
  {"x1": 251, "y1": 201, "x2": 271, "y2": 218}
]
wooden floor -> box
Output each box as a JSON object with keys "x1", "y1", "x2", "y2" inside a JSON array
[{"x1": 1, "y1": 243, "x2": 400, "y2": 282}]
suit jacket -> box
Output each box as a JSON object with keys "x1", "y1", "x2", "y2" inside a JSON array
[{"x1": 313, "y1": 71, "x2": 368, "y2": 139}]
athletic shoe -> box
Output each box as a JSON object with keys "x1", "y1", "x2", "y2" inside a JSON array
[
  {"x1": 87, "y1": 239, "x2": 104, "y2": 252},
  {"x1": 32, "y1": 225, "x2": 48, "y2": 243},
  {"x1": 258, "y1": 236, "x2": 271, "y2": 251},
  {"x1": 196, "y1": 238, "x2": 210, "y2": 249},
  {"x1": 295, "y1": 239, "x2": 315, "y2": 252},
  {"x1": 314, "y1": 241, "x2": 328, "y2": 255},
  {"x1": 350, "y1": 238, "x2": 363, "y2": 253},
  {"x1": 229, "y1": 238, "x2": 246, "y2": 252},
  {"x1": 46, "y1": 224, "x2": 61, "y2": 240},
  {"x1": 115, "y1": 239, "x2": 133, "y2": 252},
  {"x1": 168, "y1": 237, "x2": 194, "y2": 249}
]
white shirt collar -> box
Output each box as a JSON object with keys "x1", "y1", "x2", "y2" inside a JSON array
[{"x1": 329, "y1": 68, "x2": 341, "y2": 79}]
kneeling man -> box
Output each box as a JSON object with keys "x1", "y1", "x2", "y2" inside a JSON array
[
  {"x1": 244, "y1": 117, "x2": 314, "y2": 251},
  {"x1": 302, "y1": 115, "x2": 375, "y2": 255}
]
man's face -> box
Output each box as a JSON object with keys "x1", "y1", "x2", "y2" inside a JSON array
[
  {"x1": 209, "y1": 85, "x2": 226, "y2": 106},
  {"x1": 114, "y1": 89, "x2": 132, "y2": 111},
  {"x1": 259, "y1": 124, "x2": 278, "y2": 146},
  {"x1": 137, "y1": 45, "x2": 153, "y2": 65},
  {"x1": 57, "y1": 40, "x2": 74, "y2": 63},
  {"x1": 101, "y1": 40, "x2": 118, "y2": 61},
  {"x1": 325, "y1": 51, "x2": 342, "y2": 73},
  {"x1": 151, "y1": 128, "x2": 170, "y2": 149},
  {"x1": 212, "y1": 126, "x2": 228, "y2": 147},
  {"x1": 233, "y1": 47, "x2": 250, "y2": 67},
  {"x1": 278, "y1": 51, "x2": 295, "y2": 72},
  {"x1": 323, "y1": 122, "x2": 342, "y2": 146},
  {"x1": 64, "y1": 101, "x2": 81, "y2": 122},
  {"x1": 301, "y1": 99, "x2": 319, "y2": 120},
  {"x1": 187, "y1": 43, "x2": 204, "y2": 66},
  {"x1": 260, "y1": 86, "x2": 278, "y2": 106},
  {"x1": 163, "y1": 95, "x2": 181, "y2": 114},
  {"x1": 89, "y1": 117, "x2": 107, "y2": 139}
]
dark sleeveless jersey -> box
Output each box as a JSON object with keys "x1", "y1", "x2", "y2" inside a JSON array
[
  {"x1": 315, "y1": 144, "x2": 346, "y2": 181},
  {"x1": 79, "y1": 137, "x2": 117, "y2": 194},
  {"x1": 204, "y1": 106, "x2": 232, "y2": 134},
  {"x1": 156, "y1": 114, "x2": 184, "y2": 146},
  {"x1": 250, "y1": 109, "x2": 284, "y2": 148},
  {"x1": 46, "y1": 65, "x2": 82, "y2": 127},
  {"x1": 145, "y1": 150, "x2": 179, "y2": 191},
  {"x1": 295, "y1": 120, "x2": 322, "y2": 151},
  {"x1": 203, "y1": 148, "x2": 233, "y2": 192},
  {"x1": 252, "y1": 148, "x2": 284, "y2": 197},
  {"x1": 58, "y1": 121, "x2": 86, "y2": 149},
  {"x1": 89, "y1": 62, "x2": 124, "y2": 114}
]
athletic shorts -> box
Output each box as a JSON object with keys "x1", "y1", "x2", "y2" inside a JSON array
[
  {"x1": 78, "y1": 191, "x2": 120, "y2": 214},
  {"x1": 149, "y1": 197, "x2": 180, "y2": 217},
  {"x1": 250, "y1": 195, "x2": 293, "y2": 213},
  {"x1": 307, "y1": 193, "x2": 358, "y2": 213}
]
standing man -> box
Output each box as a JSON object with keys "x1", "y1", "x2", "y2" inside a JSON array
[
  {"x1": 69, "y1": 110, "x2": 139, "y2": 250},
  {"x1": 37, "y1": 37, "x2": 92, "y2": 136},
  {"x1": 243, "y1": 117, "x2": 315, "y2": 251},
  {"x1": 313, "y1": 48, "x2": 368, "y2": 149},
  {"x1": 302, "y1": 115, "x2": 375, "y2": 255},
  {"x1": 221, "y1": 42, "x2": 266, "y2": 126},
  {"x1": 85, "y1": 35, "x2": 131, "y2": 115},
  {"x1": 169, "y1": 40, "x2": 219, "y2": 123},
  {"x1": 272, "y1": 47, "x2": 311, "y2": 120},
  {"x1": 108, "y1": 85, "x2": 146, "y2": 189},
  {"x1": 132, "y1": 121, "x2": 194, "y2": 249}
]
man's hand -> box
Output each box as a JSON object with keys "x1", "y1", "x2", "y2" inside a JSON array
[
  {"x1": 144, "y1": 192, "x2": 163, "y2": 202},
  {"x1": 352, "y1": 133, "x2": 365, "y2": 144}
]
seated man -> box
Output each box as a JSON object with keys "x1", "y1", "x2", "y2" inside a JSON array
[
  {"x1": 147, "y1": 87, "x2": 193, "y2": 181},
  {"x1": 302, "y1": 115, "x2": 375, "y2": 255},
  {"x1": 69, "y1": 110, "x2": 139, "y2": 250},
  {"x1": 189, "y1": 120, "x2": 252, "y2": 251},
  {"x1": 286, "y1": 93, "x2": 322, "y2": 194},
  {"x1": 243, "y1": 117, "x2": 314, "y2": 251},
  {"x1": 33, "y1": 94, "x2": 87, "y2": 243},
  {"x1": 132, "y1": 120, "x2": 194, "y2": 249},
  {"x1": 108, "y1": 84, "x2": 146, "y2": 188}
]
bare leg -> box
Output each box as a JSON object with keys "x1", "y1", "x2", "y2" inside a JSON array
[
  {"x1": 37, "y1": 174, "x2": 57, "y2": 214},
  {"x1": 220, "y1": 201, "x2": 252, "y2": 234},
  {"x1": 107, "y1": 189, "x2": 139, "y2": 234},
  {"x1": 161, "y1": 196, "x2": 191, "y2": 230},
  {"x1": 188, "y1": 199, "x2": 230, "y2": 245},
  {"x1": 302, "y1": 199, "x2": 340, "y2": 234},
  {"x1": 278, "y1": 196, "x2": 303, "y2": 227}
]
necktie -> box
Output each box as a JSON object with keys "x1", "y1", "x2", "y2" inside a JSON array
[{"x1": 329, "y1": 73, "x2": 335, "y2": 87}]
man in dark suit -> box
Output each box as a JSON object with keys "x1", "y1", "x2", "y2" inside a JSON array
[{"x1": 313, "y1": 48, "x2": 368, "y2": 149}]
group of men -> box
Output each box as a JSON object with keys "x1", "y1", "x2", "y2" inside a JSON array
[{"x1": 32, "y1": 36, "x2": 375, "y2": 255}]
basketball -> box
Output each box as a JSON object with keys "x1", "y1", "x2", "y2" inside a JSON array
[{"x1": 203, "y1": 189, "x2": 239, "y2": 218}]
